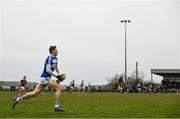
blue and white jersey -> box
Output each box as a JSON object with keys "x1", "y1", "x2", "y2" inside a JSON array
[{"x1": 41, "y1": 55, "x2": 58, "y2": 78}]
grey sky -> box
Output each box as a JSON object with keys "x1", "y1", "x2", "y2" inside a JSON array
[{"x1": 1, "y1": 0, "x2": 180, "y2": 85}]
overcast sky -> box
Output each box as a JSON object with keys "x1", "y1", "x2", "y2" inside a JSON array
[{"x1": 0, "y1": 0, "x2": 180, "y2": 85}]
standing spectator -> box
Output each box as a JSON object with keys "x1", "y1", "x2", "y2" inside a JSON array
[
  {"x1": 117, "y1": 85, "x2": 123, "y2": 93},
  {"x1": 137, "y1": 83, "x2": 142, "y2": 93}
]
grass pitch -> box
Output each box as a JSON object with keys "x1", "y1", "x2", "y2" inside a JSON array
[{"x1": 0, "y1": 91, "x2": 180, "y2": 118}]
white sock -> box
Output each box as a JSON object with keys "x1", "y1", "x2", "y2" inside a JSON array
[
  {"x1": 16, "y1": 96, "x2": 23, "y2": 102},
  {"x1": 16, "y1": 97, "x2": 20, "y2": 101},
  {"x1": 54, "y1": 100, "x2": 60, "y2": 108},
  {"x1": 55, "y1": 104, "x2": 60, "y2": 108}
]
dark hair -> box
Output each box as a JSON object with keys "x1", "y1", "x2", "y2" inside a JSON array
[{"x1": 49, "y1": 46, "x2": 56, "y2": 54}]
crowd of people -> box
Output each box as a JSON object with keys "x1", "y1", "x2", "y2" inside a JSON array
[{"x1": 115, "y1": 83, "x2": 179, "y2": 93}]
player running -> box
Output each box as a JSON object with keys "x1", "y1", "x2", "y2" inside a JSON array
[
  {"x1": 18, "y1": 75, "x2": 27, "y2": 96},
  {"x1": 87, "y1": 82, "x2": 92, "y2": 92},
  {"x1": 12, "y1": 46, "x2": 66, "y2": 112},
  {"x1": 70, "y1": 80, "x2": 75, "y2": 92},
  {"x1": 79, "y1": 80, "x2": 84, "y2": 92}
]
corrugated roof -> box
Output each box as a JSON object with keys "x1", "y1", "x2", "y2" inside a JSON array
[{"x1": 151, "y1": 69, "x2": 180, "y2": 74}]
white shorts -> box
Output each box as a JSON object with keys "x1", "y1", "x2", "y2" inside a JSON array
[{"x1": 39, "y1": 77, "x2": 52, "y2": 85}]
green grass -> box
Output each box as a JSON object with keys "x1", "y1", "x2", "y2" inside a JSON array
[{"x1": 0, "y1": 91, "x2": 180, "y2": 118}]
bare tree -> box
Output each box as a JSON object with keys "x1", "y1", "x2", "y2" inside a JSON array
[
  {"x1": 128, "y1": 70, "x2": 145, "y2": 87},
  {"x1": 107, "y1": 70, "x2": 145, "y2": 89},
  {"x1": 106, "y1": 73, "x2": 125, "y2": 89}
]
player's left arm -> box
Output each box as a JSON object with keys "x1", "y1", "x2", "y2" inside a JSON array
[
  {"x1": 55, "y1": 59, "x2": 66, "y2": 83},
  {"x1": 55, "y1": 66, "x2": 66, "y2": 83}
]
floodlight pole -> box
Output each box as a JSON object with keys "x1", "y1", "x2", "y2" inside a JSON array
[{"x1": 121, "y1": 19, "x2": 131, "y2": 82}]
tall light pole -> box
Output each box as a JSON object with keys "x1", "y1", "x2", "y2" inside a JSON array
[
  {"x1": 121, "y1": 19, "x2": 131, "y2": 82},
  {"x1": 136, "y1": 62, "x2": 138, "y2": 80}
]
